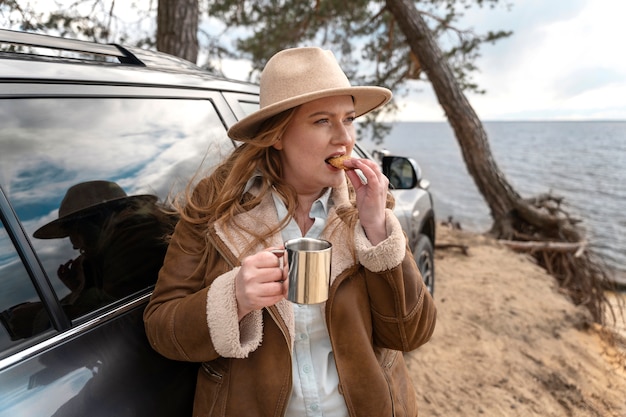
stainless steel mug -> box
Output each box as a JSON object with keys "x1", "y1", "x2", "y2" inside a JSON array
[{"x1": 284, "y1": 238, "x2": 332, "y2": 304}]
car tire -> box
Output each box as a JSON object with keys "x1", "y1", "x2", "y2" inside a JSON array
[{"x1": 414, "y1": 233, "x2": 435, "y2": 296}]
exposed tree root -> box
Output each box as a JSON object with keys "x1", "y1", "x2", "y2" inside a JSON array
[{"x1": 489, "y1": 192, "x2": 620, "y2": 325}]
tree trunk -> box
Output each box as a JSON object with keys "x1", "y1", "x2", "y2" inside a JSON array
[
  {"x1": 157, "y1": 0, "x2": 199, "y2": 63},
  {"x1": 385, "y1": 0, "x2": 614, "y2": 323},
  {"x1": 385, "y1": 0, "x2": 523, "y2": 237}
]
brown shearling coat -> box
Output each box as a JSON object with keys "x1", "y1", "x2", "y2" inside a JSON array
[{"x1": 144, "y1": 179, "x2": 436, "y2": 416}]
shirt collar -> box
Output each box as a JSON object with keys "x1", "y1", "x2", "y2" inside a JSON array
[
  {"x1": 311, "y1": 187, "x2": 332, "y2": 218},
  {"x1": 244, "y1": 172, "x2": 332, "y2": 219},
  {"x1": 243, "y1": 171, "x2": 263, "y2": 194}
]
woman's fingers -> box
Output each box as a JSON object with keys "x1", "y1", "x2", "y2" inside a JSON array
[
  {"x1": 345, "y1": 159, "x2": 387, "y2": 213},
  {"x1": 345, "y1": 159, "x2": 389, "y2": 245},
  {"x1": 235, "y1": 249, "x2": 287, "y2": 319}
]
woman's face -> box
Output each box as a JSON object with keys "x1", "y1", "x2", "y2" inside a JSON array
[{"x1": 274, "y1": 95, "x2": 356, "y2": 196}]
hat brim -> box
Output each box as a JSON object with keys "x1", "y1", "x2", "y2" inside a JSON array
[
  {"x1": 33, "y1": 194, "x2": 157, "y2": 239},
  {"x1": 227, "y1": 86, "x2": 392, "y2": 141}
]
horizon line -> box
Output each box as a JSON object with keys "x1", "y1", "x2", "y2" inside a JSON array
[{"x1": 390, "y1": 119, "x2": 626, "y2": 123}]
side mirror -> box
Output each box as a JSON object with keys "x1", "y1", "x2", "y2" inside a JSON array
[{"x1": 382, "y1": 156, "x2": 428, "y2": 190}]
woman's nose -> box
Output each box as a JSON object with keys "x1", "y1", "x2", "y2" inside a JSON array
[{"x1": 332, "y1": 123, "x2": 355, "y2": 145}]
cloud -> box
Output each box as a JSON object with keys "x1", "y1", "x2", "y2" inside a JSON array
[
  {"x1": 395, "y1": 0, "x2": 626, "y2": 121},
  {"x1": 557, "y1": 67, "x2": 625, "y2": 98}
]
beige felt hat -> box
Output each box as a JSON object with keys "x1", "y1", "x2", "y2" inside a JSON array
[
  {"x1": 227, "y1": 47, "x2": 392, "y2": 141},
  {"x1": 34, "y1": 180, "x2": 157, "y2": 239}
]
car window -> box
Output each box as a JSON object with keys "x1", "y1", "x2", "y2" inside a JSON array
[
  {"x1": 237, "y1": 100, "x2": 260, "y2": 116},
  {"x1": 0, "y1": 97, "x2": 234, "y2": 328},
  {"x1": 0, "y1": 221, "x2": 53, "y2": 349}
]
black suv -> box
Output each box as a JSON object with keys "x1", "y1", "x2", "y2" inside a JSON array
[{"x1": 0, "y1": 29, "x2": 435, "y2": 416}]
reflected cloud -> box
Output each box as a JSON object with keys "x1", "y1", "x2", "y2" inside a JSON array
[{"x1": 1, "y1": 97, "x2": 230, "y2": 227}]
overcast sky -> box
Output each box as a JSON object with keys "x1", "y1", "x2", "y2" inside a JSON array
[{"x1": 392, "y1": 0, "x2": 626, "y2": 121}]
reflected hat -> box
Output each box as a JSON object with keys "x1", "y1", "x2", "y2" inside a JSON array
[
  {"x1": 227, "y1": 47, "x2": 392, "y2": 141},
  {"x1": 33, "y1": 180, "x2": 157, "y2": 239}
]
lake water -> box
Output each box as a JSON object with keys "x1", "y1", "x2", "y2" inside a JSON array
[{"x1": 362, "y1": 121, "x2": 626, "y2": 278}]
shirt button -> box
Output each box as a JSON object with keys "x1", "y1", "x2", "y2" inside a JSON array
[
  {"x1": 303, "y1": 364, "x2": 311, "y2": 373},
  {"x1": 310, "y1": 403, "x2": 319, "y2": 411},
  {"x1": 300, "y1": 333, "x2": 308, "y2": 340}
]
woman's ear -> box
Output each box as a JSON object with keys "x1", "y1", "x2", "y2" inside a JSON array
[{"x1": 272, "y1": 137, "x2": 283, "y2": 150}]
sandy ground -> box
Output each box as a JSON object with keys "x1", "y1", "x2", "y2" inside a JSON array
[{"x1": 407, "y1": 224, "x2": 626, "y2": 417}]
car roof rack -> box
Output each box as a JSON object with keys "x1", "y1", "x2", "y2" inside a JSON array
[{"x1": 0, "y1": 28, "x2": 144, "y2": 66}]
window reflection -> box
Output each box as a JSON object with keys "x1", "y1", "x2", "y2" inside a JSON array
[
  {"x1": 0, "y1": 97, "x2": 234, "y2": 333},
  {"x1": 29, "y1": 180, "x2": 177, "y2": 321}
]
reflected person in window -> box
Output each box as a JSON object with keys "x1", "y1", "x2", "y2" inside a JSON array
[
  {"x1": 33, "y1": 180, "x2": 176, "y2": 318},
  {"x1": 1, "y1": 181, "x2": 176, "y2": 340}
]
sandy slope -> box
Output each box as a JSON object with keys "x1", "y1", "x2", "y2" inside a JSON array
[{"x1": 407, "y1": 225, "x2": 626, "y2": 417}]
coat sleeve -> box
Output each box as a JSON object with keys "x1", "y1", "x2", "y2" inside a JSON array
[
  {"x1": 354, "y1": 209, "x2": 437, "y2": 351},
  {"x1": 143, "y1": 211, "x2": 264, "y2": 362}
]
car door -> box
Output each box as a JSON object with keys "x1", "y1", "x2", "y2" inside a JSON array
[{"x1": 0, "y1": 84, "x2": 241, "y2": 416}]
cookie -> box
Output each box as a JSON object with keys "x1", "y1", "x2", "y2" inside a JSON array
[{"x1": 326, "y1": 155, "x2": 351, "y2": 170}]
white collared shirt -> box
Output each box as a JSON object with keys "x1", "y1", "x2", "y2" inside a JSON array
[{"x1": 272, "y1": 188, "x2": 349, "y2": 417}]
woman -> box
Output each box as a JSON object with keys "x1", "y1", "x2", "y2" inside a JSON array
[{"x1": 144, "y1": 47, "x2": 436, "y2": 417}]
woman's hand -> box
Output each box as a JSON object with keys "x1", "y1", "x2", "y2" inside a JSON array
[
  {"x1": 58, "y1": 255, "x2": 86, "y2": 293},
  {"x1": 344, "y1": 158, "x2": 389, "y2": 245},
  {"x1": 235, "y1": 248, "x2": 287, "y2": 321}
]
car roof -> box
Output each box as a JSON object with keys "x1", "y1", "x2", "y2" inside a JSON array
[{"x1": 0, "y1": 28, "x2": 259, "y2": 95}]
